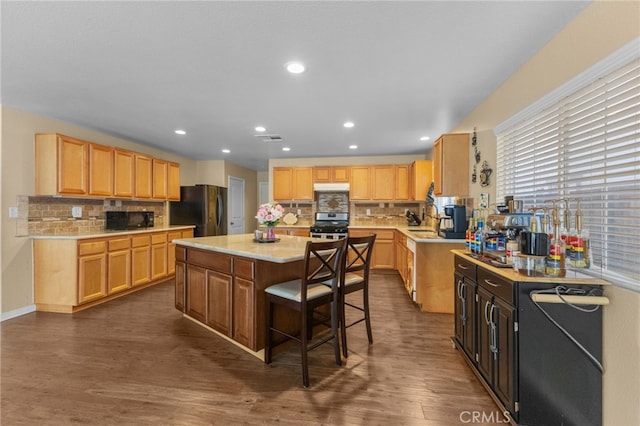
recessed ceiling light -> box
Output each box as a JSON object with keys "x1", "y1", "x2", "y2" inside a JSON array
[
  {"x1": 174, "y1": 129, "x2": 186, "y2": 135},
  {"x1": 255, "y1": 126, "x2": 266, "y2": 132},
  {"x1": 222, "y1": 149, "x2": 230, "y2": 154},
  {"x1": 285, "y1": 61, "x2": 306, "y2": 74},
  {"x1": 420, "y1": 136, "x2": 430, "y2": 141},
  {"x1": 282, "y1": 147, "x2": 291, "y2": 152},
  {"x1": 343, "y1": 121, "x2": 355, "y2": 128},
  {"x1": 349, "y1": 145, "x2": 358, "y2": 150}
]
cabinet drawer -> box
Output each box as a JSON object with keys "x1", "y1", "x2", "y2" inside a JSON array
[
  {"x1": 234, "y1": 258, "x2": 255, "y2": 280},
  {"x1": 151, "y1": 232, "x2": 167, "y2": 245},
  {"x1": 454, "y1": 255, "x2": 477, "y2": 281},
  {"x1": 131, "y1": 235, "x2": 151, "y2": 248},
  {"x1": 372, "y1": 230, "x2": 395, "y2": 240},
  {"x1": 175, "y1": 245, "x2": 187, "y2": 262},
  {"x1": 78, "y1": 240, "x2": 106, "y2": 256},
  {"x1": 477, "y1": 268, "x2": 514, "y2": 305},
  {"x1": 167, "y1": 231, "x2": 182, "y2": 242},
  {"x1": 108, "y1": 237, "x2": 130, "y2": 252},
  {"x1": 188, "y1": 248, "x2": 232, "y2": 273}
]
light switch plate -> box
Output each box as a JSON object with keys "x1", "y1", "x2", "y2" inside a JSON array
[
  {"x1": 9, "y1": 207, "x2": 19, "y2": 218},
  {"x1": 72, "y1": 206, "x2": 82, "y2": 218}
]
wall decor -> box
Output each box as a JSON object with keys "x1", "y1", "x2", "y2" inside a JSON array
[{"x1": 480, "y1": 160, "x2": 493, "y2": 187}]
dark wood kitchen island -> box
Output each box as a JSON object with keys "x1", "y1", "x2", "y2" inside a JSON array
[{"x1": 173, "y1": 234, "x2": 315, "y2": 359}]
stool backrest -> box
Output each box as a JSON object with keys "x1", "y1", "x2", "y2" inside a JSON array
[
  {"x1": 302, "y1": 238, "x2": 347, "y2": 294},
  {"x1": 344, "y1": 235, "x2": 376, "y2": 277}
]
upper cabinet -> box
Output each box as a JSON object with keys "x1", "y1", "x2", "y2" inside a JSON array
[
  {"x1": 35, "y1": 133, "x2": 180, "y2": 200},
  {"x1": 313, "y1": 166, "x2": 350, "y2": 183},
  {"x1": 433, "y1": 133, "x2": 469, "y2": 197},
  {"x1": 411, "y1": 160, "x2": 433, "y2": 201},
  {"x1": 273, "y1": 167, "x2": 313, "y2": 201},
  {"x1": 36, "y1": 134, "x2": 89, "y2": 196},
  {"x1": 349, "y1": 166, "x2": 371, "y2": 200},
  {"x1": 371, "y1": 165, "x2": 396, "y2": 200}
]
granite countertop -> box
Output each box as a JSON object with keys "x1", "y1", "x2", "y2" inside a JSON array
[
  {"x1": 30, "y1": 225, "x2": 195, "y2": 240},
  {"x1": 174, "y1": 234, "x2": 315, "y2": 263},
  {"x1": 451, "y1": 249, "x2": 610, "y2": 285}
]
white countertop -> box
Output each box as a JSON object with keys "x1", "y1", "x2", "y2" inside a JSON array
[
  {"x1": 30, "y1": 225, "x2": 195, "y2": 240},
  {"x1": 174, "y1": 234, "x2": 315, "y2": 263}
]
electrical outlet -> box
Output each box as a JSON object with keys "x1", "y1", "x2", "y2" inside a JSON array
[
  {"x1": 379, "y1": 202, "x2": 384, "y2": 208},
  {"x1": 480, "y1": 193, "x2": 490, "y2": 209},
  {"x1": 103, "y1": 200, "x2": 111, "y2": 207},
  {"x1": 115, "y1": 200, "x2": 122, "y2": 207},
  {"x1": 297, "y1": 209, "x2": 302, "y2": 215},
  {"x1": 366, "y1": 208, "x2": 371, "y2": 216},
  {"x1": 9, "y1": 207, "x2": 19, "y2": 218},
  {"x1": 72, "y1": 206, "x2": 82, "y2": 218}
]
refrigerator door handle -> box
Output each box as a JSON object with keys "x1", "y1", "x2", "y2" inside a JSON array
[{"x1": 216, "y1": 193, "x2": 223, "y2": 229}]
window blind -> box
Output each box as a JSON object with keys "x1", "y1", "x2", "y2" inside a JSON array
[{"x1": 496, "y1": 55, "x2": 640, "y2": 291}]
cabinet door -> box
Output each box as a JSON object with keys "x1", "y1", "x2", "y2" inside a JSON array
[
  {"x1": 394, "y1": 165, "x2": 410, "y2": 200},
  {"x1": 152, "y1": 159, "x2": 168, "y2": 200},
  {"x1": 167, "y1": 231, "x2": 182, "y2": 275},
  {"x1": 89, "y1": 144, "x2": 113, "y2": 196},
  {"x1": 454, "y1": 272, "x2": 465, "y2": 347},
  {"x1": 411, "y1": 160, "x2": 432, "y2": 201},
  {"x1": 493, "y1": 296, "x2": 517, "y2": 412},
  {"x1": 151, "y1": 242, "x2": 168, "y2": 280},
  {"x1": 433, "y1": 137, "x2": 443, "y2": 196},
  {"x1": 273, "y1": 167, "x2": 292, "y2": 200},
  {"x1": 107, "y1": 249, "x2": 131, "y2": 294},
  {"x1": 186, "y1": 264, "x2": 207, "y2": 323},
  {"x1": 206, "y1": 270, "x2": 232, "y2": 336},
  {"x1": 462, "y1": 279, "x2": 476, "y2": 361},
  {"x1": 78, "y1": 253, "x2": 107, "y2": 304},
  {"x1": 167, "y1": 162, "x2": 181, "y2": 200},
  {"x1": 58, "y1": 136, "x2": 88, "y2": 195},
  {"x1": 372, "y1": 238, "x2": 395, "y2": 269},
  {"x1": 313, "y1": 166, "x2": 332, "y2": 183},
  {"x1": 131, "y1": 245, "x2": 151, "y2": 286},
  {"x1": 476, "y1": 285, "x2": 493, "y2": 383},
  {"x1": 332, "y1": 166, "x2": 350, "y2": 182},
  {"x1": 350, "y1": 166, "x2": 371, "y2": 200},
  {"x1": 233, "y1": 276, "x2": 255, "y2": 349},
  {"x1": 135, "y1": 154, "x2": 153, "y2": 198},
  {"x1": 175, "y1": 261, "x2": 186, "y2": 312},
  {"x1": 114, "y1": 149, "x2": 135, "y2": 198},
  {"x1": 289, "y1": 228, "x2": 310, "y2": 237},
  {"x1": 292, "y1": 167, "x2": 313, "y2": 200},
  {"x1": 371, "y1": 165, "x2": 396, "y2": 200}
]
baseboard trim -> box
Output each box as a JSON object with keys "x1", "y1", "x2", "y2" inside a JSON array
[{"x1": 1, "y1": 304, "x2": 36, "y2": 322}]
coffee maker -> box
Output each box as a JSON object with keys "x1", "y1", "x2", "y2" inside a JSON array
[{"x1": 439, "y1": 205, "x2": 467, "y2": 239}]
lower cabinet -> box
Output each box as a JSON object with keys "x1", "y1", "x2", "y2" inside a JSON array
[
  {"x1": 33, "y1": 227, "x2": 193, "y2": 313},
  {"x1": 272, "y1": 227, "x2": 309, "y2": 237},
  {"x1": 453, "y1": 254, "x2": 604, "y2": 425},
  {"x1": 349, "y1": 228, "x2": 395, "y2": 269},
  {"x1": 206, "y1": 270, "x2": 233, "y2": 336}
]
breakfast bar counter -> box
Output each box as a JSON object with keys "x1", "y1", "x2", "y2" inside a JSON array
[{"x1": 173, "y1": 234, "x2": 314, "y2": 357}]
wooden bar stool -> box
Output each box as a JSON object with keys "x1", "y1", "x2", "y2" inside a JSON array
[
  {"x1": 339, "y1": 235, "x2": 376, "y2": 358},
  {"x1": 264, "y1": 238, "x2": 347, "y2": 387}
]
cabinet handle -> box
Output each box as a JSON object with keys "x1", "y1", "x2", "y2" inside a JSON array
[
  {"x1": 484, "y1": 279, "x2": 500, "y2": 287},
  {"x1": 484, "y1": 301, "x2": 492, "y2": 325},
  {"x1": 457, "y1": 264, "x2": 469, "y2": 270}
]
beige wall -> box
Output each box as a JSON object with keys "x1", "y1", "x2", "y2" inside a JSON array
[
  {"x1": 223, "y1": 161, "x2": 258, "y2": 233},
  {"x1": 451, "y1": 2, "x2": 640, "y2": 424}
]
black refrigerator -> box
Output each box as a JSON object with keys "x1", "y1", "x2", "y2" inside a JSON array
[{"x1": 169, "y1": 185, "x2": 227, "y2": 237}]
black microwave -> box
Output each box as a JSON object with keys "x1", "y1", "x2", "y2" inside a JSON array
[{"x1": 106, "y1": 211, "x2": 154, "y2": 230}]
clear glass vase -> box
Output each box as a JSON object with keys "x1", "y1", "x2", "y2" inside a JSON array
[{"x1": 266, "y1": 225, "x2": 276, "y2": 240}]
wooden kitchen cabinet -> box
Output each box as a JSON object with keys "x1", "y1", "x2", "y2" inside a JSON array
[
  {"x1": 206, "y1": 270, "x2": 233, "y2": 336},
  {"x1": 152, "y1": 159, "x2": 168, "y2": 200},
  {"x1": 107, "y1": 237, "x2": 131, "y2": 294},
  {"x1": 233, "y1": 257, "x2": 256, "y2": 348},
  {"x1": 433, "y1": 133, "x2": 469, "y2": 196},
  {"x1": 150, "y1": 232, "x2": 168, "y2": 280},
  {"x1": 273, "y1": 167, "x2": 313, "y2": 200},
  {"x1": 131, "y1": 234, "x2": 151, "y2": 286},
  {"x1": 349, "y1": 228, "x2": 395, "y2": 269},
  {"x1": 78, "y1": 240, "x2": 107, "y2": 304},
  {"x1": 186, "y1": 264, "x2": 207, "y2": 323},
  {"x1": 35, "y1": 134, "x2": 89, "y2": 196},
  {"x1": 134, "y1": 154, "x2": 153, "y2": 199},
  {"x1": 371, "y1": 165, "x2": 396, "y2": 200},
  {"x1": 175, "y1": 244, "x2": 187, "y2": 312},
  {"x1": 273, "y1": 227, "x2": 309, "y2": 237},
  {"x1": 167, "y1": 162, "x2": 181, "y2": 200},
  {"x1": 313, "y1": 166, "x2": 350, "y2": 183},
  {"x1": 394, "y1": 165, "x2": 410, "y2": 200},
  {"x1": 411, "y1": 160, "x2": 433, "y2": 201},
  {"x1": 114, "y1": 149, "x2": 135, "y2": 198},
  {"x1": 88, "y1": 143, "x2": 114, "y2": 196},
  {"x1": 349, "y1": 166, "x2": 371, "y2": 200}
]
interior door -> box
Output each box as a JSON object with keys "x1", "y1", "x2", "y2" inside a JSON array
[{"x1": 228, "y1": 176, "x2": 245, "y2": 235}]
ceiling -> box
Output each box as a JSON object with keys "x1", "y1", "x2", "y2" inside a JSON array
[{"x1": 1, "y1": 1, "x2": 590, "y2": 171}]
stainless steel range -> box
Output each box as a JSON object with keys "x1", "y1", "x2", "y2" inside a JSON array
[{"x1": 310, "y1": 212, "x2": 349, "y2": 239}]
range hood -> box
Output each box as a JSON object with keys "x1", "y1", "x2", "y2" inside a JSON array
[{"x1": 313, "y1": 183, "x2": 350, "y2": 192}]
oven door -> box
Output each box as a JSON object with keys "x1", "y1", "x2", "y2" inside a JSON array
[{"x1": 310, "y1": 232, "x2": 346, "y2": 240}]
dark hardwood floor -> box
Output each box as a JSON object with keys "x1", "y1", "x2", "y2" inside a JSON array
[{"x1": 1, "y1": 272, "x2": 498, "y2": 425}]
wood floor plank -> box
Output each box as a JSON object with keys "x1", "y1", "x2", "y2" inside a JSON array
[{"x1": 1, "y1": 272, "x2": 498, "y2": 425}]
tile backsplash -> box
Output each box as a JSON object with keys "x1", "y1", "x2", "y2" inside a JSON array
[{"x1": 21, "y1": 196, "x2": 165, "y2": 236}]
